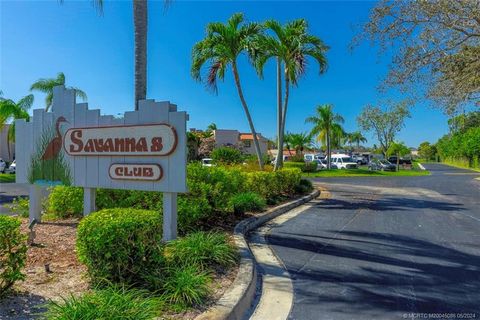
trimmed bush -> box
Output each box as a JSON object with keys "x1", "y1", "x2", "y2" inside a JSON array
[
  {"x1": 295, "y1": 179, "x2": 314, "y2": 194},
  {"x1": 6, "y1": 197, "x2": 29, "y2": 218},
  {"x1": 76, "y1": 208, "x2": 164, "y2": 287},
  {"x1": 47, "y1": 186, "x2": 83, "y2": 218},
  {"x1": 230, "y1": 192, "x2": 266, "y2": 215},
  {"x1": 162, "y1": 265, "x2": 211, "y2": 307},
  {"x1": 164, "y1": 232, "x2": 237, "y2": 270},
  {"x1": 43, "y1": 286, "x2": 163, "y2": 320},
  {"x1": 302, "y1": 162, "x2": 318, "y2": 173},
  {"x1": 0, "y1": 216, "x2": 27, "y2": 298},
  {"x1": 211, "y1": 147, "x2": 243, "y2": 165}
]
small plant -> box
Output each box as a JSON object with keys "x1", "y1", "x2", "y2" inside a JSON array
[
  {"x1": 43, "y1": 285, "x2": 163, "y2": 320},
  {"x1": 162, "y1": 265, "x2": 211, "y2": 307},
  {"x1": 164, "y1": 232, "x2": 237, "y2": 270},
  {"x1": 0, "y1": 216, "x2": 27, "y2": 298},
  {"x1": 301, "y1": 162, "x2": 318, "y2": 173},
  {"x1": 295, "y1": 179, "x2": 314, "y2": 194},
  {"x1": 211, "y1": 147, "x2": 243, "y2": 165},
  {"x1": 76, "y1": 208, "x2": 164, "y2": 288},
  {"x1": 46, "y1": 186, "x2": 83, "y2": 218},
  {"x1": 230, "y1": 192, "x2": 266, "y2": 215},
  {"x1": 6, "y1": 197, "x2": 29, "y2": 218}
]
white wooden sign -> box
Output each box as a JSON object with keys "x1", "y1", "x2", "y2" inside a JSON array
[{"x1": 16, "y1": 86, "x2": 188, "y2": 240}]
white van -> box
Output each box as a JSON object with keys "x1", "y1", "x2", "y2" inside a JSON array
[{"x1": 331, "y1": 154, "x2": 358, "y2": 169}]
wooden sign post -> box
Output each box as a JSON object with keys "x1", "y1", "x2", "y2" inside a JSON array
[{"x1": 16, "y1": 86, "x2": 188, "y2": 241}]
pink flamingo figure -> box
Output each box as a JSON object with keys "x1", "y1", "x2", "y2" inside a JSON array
[{"x1": 41, "y1": 116, "x2": 69, "y2": 160}]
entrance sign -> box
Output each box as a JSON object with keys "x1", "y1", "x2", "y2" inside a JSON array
[
  {"x1": 16, "y1": 86, "x2": 188, "y2": 240},
  {"x1": 64, "y1": 124, "x2": 177, "y2": 156},
  {"x1": 109, "y1": 163, "x2": 163, "y2": 181}
]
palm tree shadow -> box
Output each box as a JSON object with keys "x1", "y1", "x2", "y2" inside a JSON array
[{"x1": 267, "y1": 230, "x2": 480, "y2": 314}]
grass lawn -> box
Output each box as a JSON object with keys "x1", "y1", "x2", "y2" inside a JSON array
[
  {"x1": 302, "y1": 168, "x2": 430, "y2": 178},
  {"x1": 0, "y1": 173, "x2": 15, "y2": 183}
]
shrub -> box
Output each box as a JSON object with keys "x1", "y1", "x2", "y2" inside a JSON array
[
  {"x1": 6, "y1": 197, "x2": 29, "y2": 218},
  {"x1": 47, "y1": 186, "x2": 83, "y2": 218},
  {"x1": 76, "y1": 208, "x2": 164, "y2": 287},
  {"x1": 230, "y1": 192, "x2": 266, "y2": 215},
  {"x1": 0, "y1": 216, "x2": 27, "y2": 298},
  {"x1": 164, "y1": 232, "x2": 237, "y2": 270},
  {"x1": 97, "y1": 189, "x2": 163, "y2": 211},
  {"x1": 162, "y1": 265, "x2": 211, "y2": 307},
  {"x1": 289, "y1": 154, "x2": 305, "y2": 162},
  {"x1": 295, "y1": 179, "x2": 314, "y2": 194},
  {"x1": 177, "y1": 197, "x2": 212, "y2": 234},
  {"x1": 211, "y1": 147, "x2": 244, "y2": 165},
  {"x1": 246, "y1": 169, "x2": 302, "y2": 203},
  {"x1": 301, "y1": 162, "x2": 318, "y2": 173},
  {"x1": 43, "y1": 286, "x2": 163, "y2": 320}
]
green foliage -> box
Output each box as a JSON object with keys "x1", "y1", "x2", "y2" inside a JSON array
[
  {"x1": 436, "y1": 126, "x2": 480, "y2": 169},
  {"x1": 295, "y1": 179, "x2": 314, "y2": 194},
  {"x1": 301, "y1": 162, "x2": 318, "y2": 173},
  {"x1": 418, "y1": 142, "x2": 437, "y2": 161},
  {"x1": 247, "y1": 168, "x2": 302, "y2": 203},
  {"x1": 162, "y1": 265, "x2": 211, "y2": 308},
  {"x1": 0, "y1": 174, "x2": 16, "y2": 183},
  {"x1": 289, "y1": 154, "x2": 305, "y2": 162},
  {"x1": 43, "y1": 286, "x2": 163, "y2": 320},
  {"x1": 0, "y1": 216, "x2": 27, "y2": 298},
  {"x1": 165, "y1": 232, "x2": 237, "y2": 270},
  {"x1": 47, "y1": 186, "x2": 83, "y2": 218},
  {"x1": 357, "y1": 102, "x2": 410, "y2": 155},
  {"x1": 28, "y1": 124, "x2": 72, "y2": 185},
  {"x1": 230, "y1": 192, "x2": 266, "y2": 215},
  {"x1": 76, "y1": 208, "x2": 164, "y2": 288},
  {"x1": 211, "y1": 147, "x2": 243, "y2": 165},
  {"x1": 6, "y1": 197, "x2": 29, "y2": 218}
]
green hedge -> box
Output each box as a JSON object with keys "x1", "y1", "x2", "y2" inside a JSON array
[
  {"x1": 0, "y1": 216, "x2": 27, "y2": 298},
  {"x1": 76, "y1": 208, "x2": 164, "y2": 288},
  {"x1": 46, "y1": 164, "x2": 306, "y2": 231}
]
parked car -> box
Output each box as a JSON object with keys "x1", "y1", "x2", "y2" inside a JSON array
[
  {"x1": 368, "y1": 159, "x2": 396, "y2": 171},
  {"x1": 201, "y1": 158, "x2": 214, "y2": 167},
  {"x1": 331, "y1": 154, "x2": 358, "y2": 169},
  {"x1": 0, "y1": 159, "x2": 6, "y2": 173},
  {"x1": 352, "y1": 155, "x2": 368, "y2": 165},
  {"x1": 7, "y1": 160, "x2": 16, "y2": 174},
  {"x1": 387, "y1": 156, "x2": 412, "y2": 165},
  {"x1": 304, "y1": 153, "x2": 323, "y2": 162}
]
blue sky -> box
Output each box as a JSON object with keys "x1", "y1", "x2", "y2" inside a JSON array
[{"x1": 1, "y1": 0, "x2": 450, "y2": 147}]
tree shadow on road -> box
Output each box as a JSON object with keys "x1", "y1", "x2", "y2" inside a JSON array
[{"x1": 267, "y1": 230, "x2": 480, "y2": 315}]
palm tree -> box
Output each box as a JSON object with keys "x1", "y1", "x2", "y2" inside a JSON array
[
  {"x1": 191, "y1": 13, "x2": 264, "y2": 169},
  {"x1": 254, "y1": 19, "x2": 328, "y2": 170},
  {"x1": 59, "y1": 0, "x2": 150, "y2": 110},
  {"x1": 0, "y1": 94, "x2": 34, "y2": 158},
  {"x1": 306, "y1": 104, "x2": 344, "y2": 169},
  {"x1": 286, "y1": 132, "x2": 312, "y2": 156},
  {"x1": 30, "y1": 72, "x2": 87, "y2": 111},
  {"x1": 348, "y1": 131, "x2": 367, "y2": 151}
]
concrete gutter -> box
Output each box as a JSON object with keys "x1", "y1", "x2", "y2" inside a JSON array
[{"x1": 195, "y1": 189, "x2": 320, "y2": 320}]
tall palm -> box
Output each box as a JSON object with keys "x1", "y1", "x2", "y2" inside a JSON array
[
  {"x1": 191, "y1": 13, "x2": 264, "y2": 169},
  {"x1": 0, "y1": 95, "x2": 34, "y2": 158},
  {"x1": 306, "y1": 104, "x2": 344, "y2": 169},
  {"x1": 30, "y1": 72, "x2": 87, "y2": 111},
  {"x1": 254, "y1": 19, "x2": 328, "y2": 170},
  {"x1": 59, "y1": 0, "x2": 150, "y2": 110},
  {"x1": 287, "y1": 132, "x2": 312, "y2": 156},
  {"x1": 348, "y1": 131, "x2": 367, "y2": 151}
]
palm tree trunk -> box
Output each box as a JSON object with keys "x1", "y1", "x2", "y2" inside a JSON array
[
  {"x1": 274, "y1": 58, "x2": 283, "y2": 171},
  {"x1": 279, "y1": 72, "x2": 290, "y2": 163},
  {"x1": 231, "y1": 61, "x2": 264, "y2": 170},
  {"x1": 327, "y1": 128, "x2": 331, "y2": 170},
  {"x1": 133, "y1": 0, "x2": 148, "y2": 111}
]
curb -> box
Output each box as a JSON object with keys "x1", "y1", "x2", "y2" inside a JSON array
[
  {"x1": 195, "y1": 189, "x2": 320, "y2": 320},
  {"x1": 418, "y1": 163, "x2": 426, "y2": 170}
]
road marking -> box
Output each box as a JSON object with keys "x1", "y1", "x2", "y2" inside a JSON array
[{"x1": 249, "y1": 203, "x2": 315, "y2": 320}]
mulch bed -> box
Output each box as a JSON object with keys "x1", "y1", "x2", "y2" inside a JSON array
[{"x1": 0, "y1": 218, "x2": 238, "y2": 320}]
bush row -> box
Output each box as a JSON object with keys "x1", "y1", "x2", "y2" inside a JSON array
[{"x1": 39, "y1": 164, "x2": 308, "y2": 233}]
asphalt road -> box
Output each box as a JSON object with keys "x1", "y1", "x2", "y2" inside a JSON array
[{"x1": 267, "y1": 164, "x2": 480, "y2": 320}]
